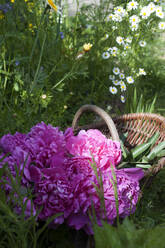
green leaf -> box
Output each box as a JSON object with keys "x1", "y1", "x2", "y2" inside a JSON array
[
  {"x1": 156, "y1": 149, "x2": 165, "y2": 158},
  {"x1": 120, "y1": 140, "x2": 129, "y2": 160},
  {"x1": 147, "y1": 141, "x2": 165, "y2": 161},
  {"x1": 131, "y1": 143, "x2": 151, "y2": 159},
  {"x1": 119, "y1": 132, "x2": 128, "y2": 143},
  {"x1": 136, "y1": 164, "x2": 152, "y2": 169},
  {"x1": 147, "y1": 132, "x2": 159, "y2": 146},
  {"x1": 13, "y1": 83, "x2": 19, "y2": 92}
]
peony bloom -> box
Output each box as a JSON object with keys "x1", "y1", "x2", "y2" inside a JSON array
[
  {"x1": 0, "y1": 122, "x2": 144, "y2": 234},
  {"x1": 25, "y1": 122, "x2": 67, "y2": 169},
  {"x1": 65, "y1": 156, "x2": 143, "y2": 234},
  {"x1": 66, "y1": 129, "x2": 122, "y2": 171},
  {"x1": 33, "y1": 165, "x2": 74, "y2": 224},
  {"x1": 0, "y1": 132, "x2": 27, "y2": 154}
]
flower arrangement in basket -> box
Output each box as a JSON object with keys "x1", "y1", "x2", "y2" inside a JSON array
[{"x1": 0, "y1": 105, "x2": 165, "y2": 235}]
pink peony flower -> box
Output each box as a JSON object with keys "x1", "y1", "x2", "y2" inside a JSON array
[
  {"x1": 66, "y1": 129, "x2": 122, "y2": 171},
  {"x1": 33, "y1": 166, "x2": 74, "y2": 224},
  {"x1": 0, "y1": 132, "x2": 27, "y2": 153},
  {"x1": 25, "y1": 122, "x2": 67, "y2": 169},
  {"x1": 0, "y1": 123, "x2": 144, "y2": 233},
  {"x1": 65, "y1": 156, "x2": 143, "y2": 234}
]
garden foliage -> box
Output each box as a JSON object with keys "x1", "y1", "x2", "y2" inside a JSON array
[{"x1": 0, "y1": 0, "x2": 165, "y2": 133}]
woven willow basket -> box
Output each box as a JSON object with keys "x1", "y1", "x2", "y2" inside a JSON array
[{"x1": 72, "y1": 104, "x2": 165, "y2": 178}]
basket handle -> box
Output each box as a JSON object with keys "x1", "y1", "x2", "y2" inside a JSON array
[{"x1": 72, "y1": 104, "x2": 120, "y2": 142}]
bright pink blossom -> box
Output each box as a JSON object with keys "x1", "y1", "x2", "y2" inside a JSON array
[
  {"x1": 0, "y1": 123, "x2": 144, "y2": 234},
  {"x1": 66, "y1": 129, "x2": 122, "y2": 171},
  {"x1": 65, "y1": 156, "x2": 143, "y2": 234}
]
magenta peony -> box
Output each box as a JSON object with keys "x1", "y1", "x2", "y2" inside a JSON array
[
  {"x1": 25, "y1": 122, "x2": 68, "y2": 169},
  {"x1": 66, "y1": 129, "x2": 122, "y2": 171},
  {"x1": 0, "y1": 122, "x2": 144, "y2": 234},
  {"x1": 65, "y1": 156, "x2": 143, "y2": 234}
]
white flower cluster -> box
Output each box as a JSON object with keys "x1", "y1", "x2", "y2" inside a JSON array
[
  {"x1": 102, "y1": 36, "x2": 133, "y2": 59},
  {"x1": 109, "y1": 67, "x2": 136, "y2": 103},
  {"x1": 104, "y1": 0, "x2": 164, "y2": 103},
  {"x1": 107, "y1": 6, "x2": 127, "y2": 22},
  {"x1": 107, "y1": 1, "x2": 165, "y2": 31}
]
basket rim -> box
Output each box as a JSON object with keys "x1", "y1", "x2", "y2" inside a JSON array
[
  {"x1": 114, "y1": 112, "x2": 165, "y2": 126},
  {"x1": 73, "y1": 112, "x2": 165, "y2": 132}
]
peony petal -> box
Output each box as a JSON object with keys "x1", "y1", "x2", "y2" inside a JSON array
[
  {"x1": 122, "y1": 168, "x2": 144, "y2": 181},
  {"x1": 29, "y1": 166, "x2": 42, "y2": 182}
]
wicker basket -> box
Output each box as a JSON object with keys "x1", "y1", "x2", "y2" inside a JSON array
[{"x1": 72, "y1": 104, "x2": 165, "y2": 178}]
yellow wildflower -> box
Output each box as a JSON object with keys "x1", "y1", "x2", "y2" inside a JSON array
[
  {"x1": 10, "y1": 0, "x2": 15, "y2": 3},
  {"x1": 29, "y1": 23, "x2": 33, "y2": 28},
  {"x1": 47, "y1": 0, "x2": 58, "y2": 12},
  {"x1": 83, "y1": 43, "x2": 93, "y2": 52},
  {"x1": 0, "y1": 11, "x2": 4, "y2": 19}
]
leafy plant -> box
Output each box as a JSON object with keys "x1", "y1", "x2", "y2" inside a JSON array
[{"x1": 93, "y1": 217, "x2": 165, "y2": 248}]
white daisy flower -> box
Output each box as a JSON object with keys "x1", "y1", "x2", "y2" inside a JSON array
[
  {"x1": 131, "y1": 23, "x2": 139, "y2": 31},
  {"x1": 119, "y1": 80, "x2": 125, "y2": 85},
  {"x1": 102, "y1": 51, "x2": 110, "y2": 59},
  {"x1": 112, "y1": 14, "x2": 122, "y2": 22},
  {"x1": 148, "y1": 2, "x2": 156, "y2": 13},
  {"x1": 155, "y1": 6, "x2": 163, "y2": 13},
  {"x1": 109, "y1": 46, "x2": 118, "y2": 56},
  {"x1": 156, "y1": 11, "x2": 164, "y2": 19},
  {"x1": 121, "y1": 95, "x2": 126, "y2": 103},
  {"x1": 107, "y1": 105, "x2": 112, "y2": 111},
  {"x1": 113, "y1": 67, "x2": 120, "y2": 75},
  {"x1": 112, "y1": 52, "x2": 117, "y2": 57},
  {"x1": 109, "y1": 75, "x2": 115, "y2": 80},
  {"x1": 139, "y1": 40, "x2": 147, "y2": 47},
  {"x1": 127, "y1": 1, "x2": 138, "y2": 11},
  {"x1": 109, "y1": 86, "x2": 118, "y2": 94},
  {"x1": 139, "y1": 68, "x2": 147, "y2": 75},
  {"x1": 41, "y1": 94, "x2": 47, "y2": 99},
  {"x1": 124, "y1": 43, "x2": 130, "y2": 50},
  {"x1": 126, "y1": 76, "x2": 134, "y2": 84},
  {"x1": 107, "y1": 14, "x2": 114, "y2": 21},
  {"x1": 112, "y1": 26, "x2": 117, "y2": 30},
  {"x1": 104, "y1": 34, "x2": 109, "y2": 40},
  {"x1": 119, "y1": 73, "x2": 125, "y2": 79},
  {"x1": 129, "y1": 15, "x2": 140, "y2": 24},
  {"x1": 125, "y1": 37, "x2": 132, "y2": 43},
  {"x1": 109, "y1": 46, "x2": 118, "y2": 54},
  {"x1": 113, "y1": 79, "x2": 120, "y2": 86},
  {"x1": 116, "y1": 36, "x2": 124, "y2": 45},
  {"x1": 158, "y1": 22, "x2": 165, "y2": 29},
  {"x1": 120, "y1": 83, "x2": 127, "y2": 91},
  {"x1": 114, "y1": 6, "x2": 127, "y2": 17},
  {"x1": 140, "y1": 6, "x2": 151, "y2": 19}
]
